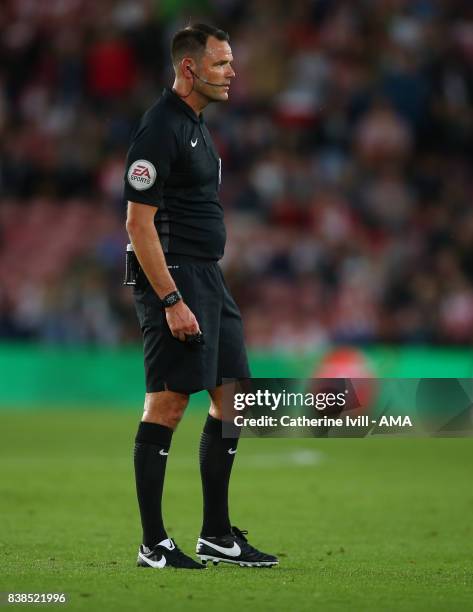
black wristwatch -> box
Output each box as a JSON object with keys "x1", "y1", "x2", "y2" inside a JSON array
[{"x1": 162, "y1": 290, "x2": 182, "y2": 308}]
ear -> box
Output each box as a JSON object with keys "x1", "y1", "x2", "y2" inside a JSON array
[{"x1": 181, "y1": 58, "x2": 195, "y2": 79}]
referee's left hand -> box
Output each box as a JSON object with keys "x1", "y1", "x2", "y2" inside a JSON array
[{"x1": 166, "y1": 300, "x2": 200, "y2": 342}]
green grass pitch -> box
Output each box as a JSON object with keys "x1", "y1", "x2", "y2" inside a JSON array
[{"x1": 1, "y1": 406, "x2": 472, "y2": 611}]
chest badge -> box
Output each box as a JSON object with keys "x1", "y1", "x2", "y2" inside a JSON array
[{"x1": 191, "y1": 138, "x2": 198, "y2": 148}]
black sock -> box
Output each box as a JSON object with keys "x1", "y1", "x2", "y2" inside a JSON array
[
  {"x1": 199, "y1": 414, "x2": 240, "y2": 537},
  {"x1": 134, "y1": 421, "x2": 173, "y2": 548}
]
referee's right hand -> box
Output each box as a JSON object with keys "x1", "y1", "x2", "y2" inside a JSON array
[{"x1": 166, "y1": 301, "x2": 201, "y2": 342}]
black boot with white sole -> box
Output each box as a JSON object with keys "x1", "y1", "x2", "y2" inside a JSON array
[{"x1": 196, "y1": 526, "x2": 278, "y2": 568}]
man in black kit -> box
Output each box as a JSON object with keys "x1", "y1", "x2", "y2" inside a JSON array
[{"x1": 124, "y1": 24, "x2": 278, "y2": 569}]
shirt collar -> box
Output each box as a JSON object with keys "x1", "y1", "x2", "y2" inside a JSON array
[{"x1": 163, "y1": 87, "x2": 204, "y2": 124}]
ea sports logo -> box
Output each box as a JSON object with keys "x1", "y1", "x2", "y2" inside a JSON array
[{"x1": 128, "y1": 160, "x2": 157, "y2": 191}]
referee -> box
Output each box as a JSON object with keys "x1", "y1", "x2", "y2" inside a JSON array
[{"x1": 124, "y1": 24, "x2": 278, "y2": 569}]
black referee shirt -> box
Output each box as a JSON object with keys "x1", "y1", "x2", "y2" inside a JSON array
[{"x1": 124, "y1": 88, "x2": 225, "y2": 260}]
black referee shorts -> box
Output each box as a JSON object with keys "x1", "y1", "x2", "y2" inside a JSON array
[{"x1": 133, "y1": 255, "x2": 250, "y2": 394}]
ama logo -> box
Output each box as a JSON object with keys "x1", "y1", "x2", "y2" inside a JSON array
[{"x1": 128, "y1": 160, "x2": 157, "y2": 191}]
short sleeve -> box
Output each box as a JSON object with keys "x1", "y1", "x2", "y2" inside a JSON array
[{"x1": 123, "y1": 117, "x2": 178, "y2": 206}]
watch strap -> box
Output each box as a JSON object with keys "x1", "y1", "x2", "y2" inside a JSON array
[{"x1": 162, "y1": 290, "x2": 182, "y2": 308}]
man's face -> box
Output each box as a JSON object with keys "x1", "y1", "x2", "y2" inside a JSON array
[{"x1": 192, "y1": 36, "x2": 235, "y2": 102}]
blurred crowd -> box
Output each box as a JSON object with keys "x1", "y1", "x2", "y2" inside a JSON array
[{"x1": 1, "y1": 0, "x2": 473, "y2": 348}]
